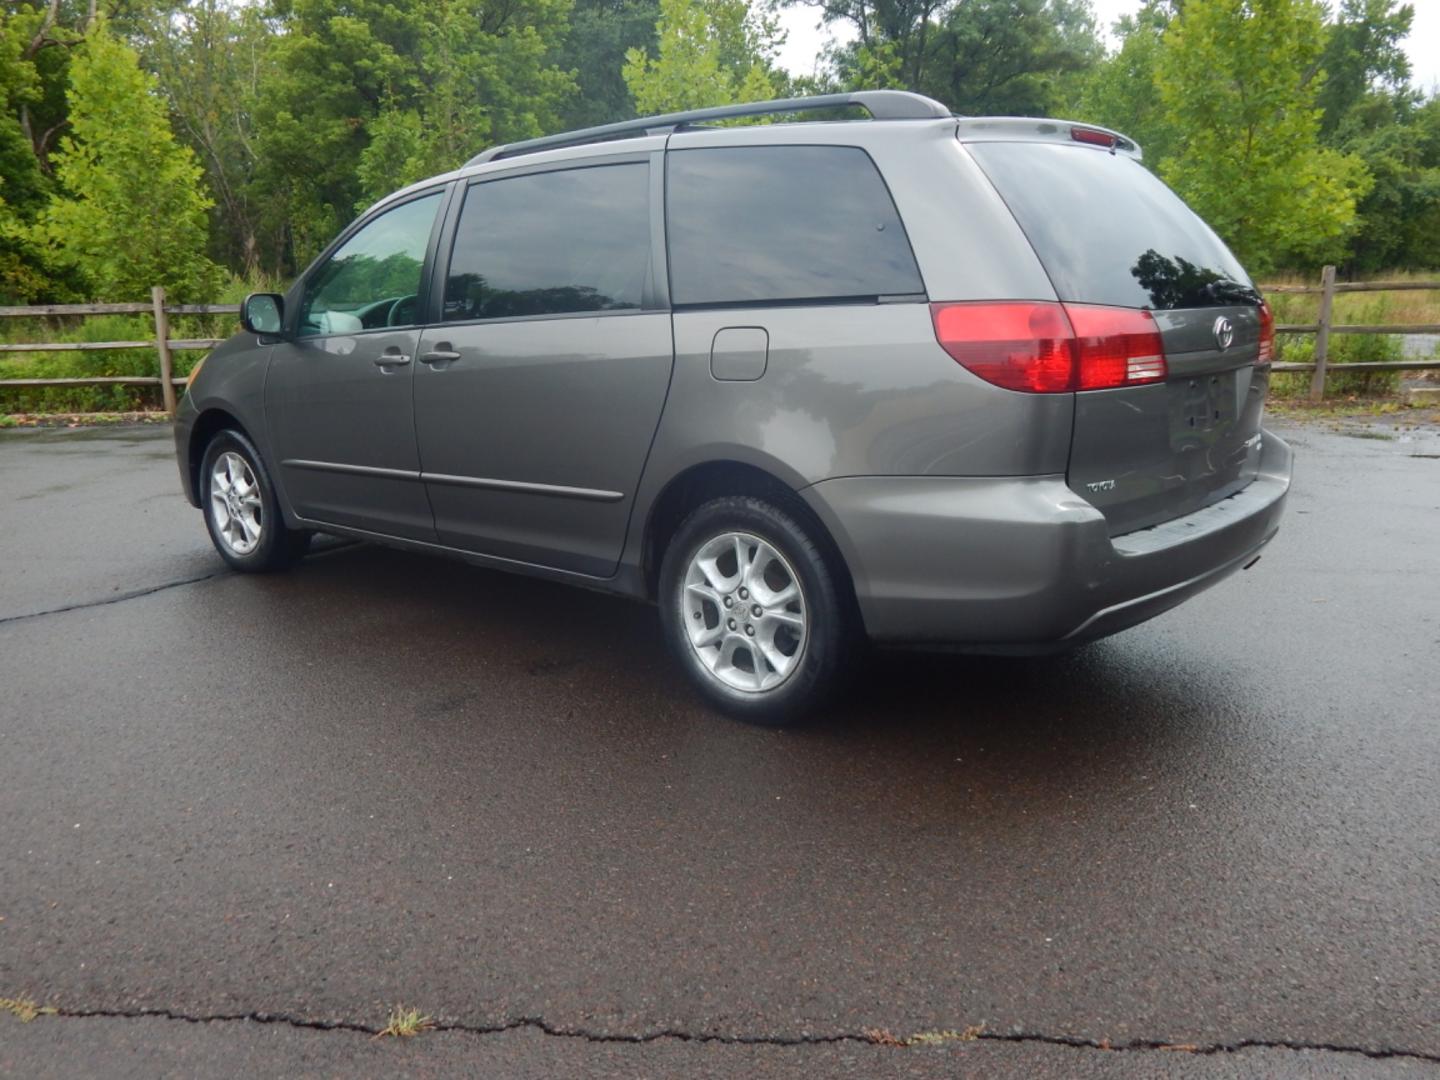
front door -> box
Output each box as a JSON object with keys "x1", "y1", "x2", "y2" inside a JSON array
[
  {"x1": 265, "y1": 189, "x2": 446, "y2": 541},
  {"x1": 414, "y1": 158, "x2": 672, "y2": 577}
]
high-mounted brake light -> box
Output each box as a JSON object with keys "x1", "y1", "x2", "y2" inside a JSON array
[
  {"x1": 930, "y1": 302, "x2": 1167, "y2": 393},
  {"x1": 1256, "y1": 299, "x2": 1275, "y2": 364},
  {"x1": 1070, "y1": 126, "x2": 1116, "y2": 148}
]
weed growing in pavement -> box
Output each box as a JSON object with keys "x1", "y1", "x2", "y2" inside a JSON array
[
  {"x1": 0, "y1": 996, "x2": 57, "y2": 1022},
  {"x1": 864, "y1": 1023, "x2": 986, "y2": 1047},
  {"x1": 375, "y1": 1004, "x2": 435, "y2": 1039}
]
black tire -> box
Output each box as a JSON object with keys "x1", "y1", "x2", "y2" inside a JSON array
[
  {"x1": 658, "y1": 495, "x2": 856, "y2": 725},
  {"x1": 199, "y1": 429, "x2": 311, "y2": 572}
]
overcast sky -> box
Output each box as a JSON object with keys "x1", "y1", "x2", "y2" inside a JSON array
[{"x1": 775, "y1": 0, "x2": 1440, "y2": 95}]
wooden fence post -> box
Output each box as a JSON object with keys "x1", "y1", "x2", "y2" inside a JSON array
[
  {"x1": 151, "y1": 285, "x2": 176, "y2": 417},
  {"x1": 1309, "y1": 264, "x2": 1336, "y2": 403}
]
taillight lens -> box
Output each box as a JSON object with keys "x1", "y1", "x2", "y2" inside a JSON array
[
  {"x1": 931, "y1": 302, "x2": 1167, "y2": 393},
  {"x1": 1066, "y1": 304, "x2": 1166, "y2": 388},
  {"x1": 929, "y1": 302, "x2": 1074, "y2": 392},
  {"x1": 1256, "y1": 300, "x2": 1275, "y2": 364}
]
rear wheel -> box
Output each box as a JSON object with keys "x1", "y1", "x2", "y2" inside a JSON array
[
  {"x1": 659, "y1": 495, "x2": 854, "y2": 725},
  {"x1": 200, "y1": 429, "x2": 310, "y2": 572}
]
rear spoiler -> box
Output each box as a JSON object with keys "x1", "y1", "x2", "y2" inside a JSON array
[{"x1": 956, "y1": 117, "x2": 1142, "y2": 161}]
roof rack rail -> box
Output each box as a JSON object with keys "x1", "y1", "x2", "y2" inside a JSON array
[{"x1": 465, "y1": 90, "x2": 953, "y2": 167}]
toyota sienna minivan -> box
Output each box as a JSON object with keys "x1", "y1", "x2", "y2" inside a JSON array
[{"x1": 175, "y1": 90, "x2": 1292, "y2": 723}]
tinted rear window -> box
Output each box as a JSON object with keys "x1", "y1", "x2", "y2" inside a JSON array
[
  {"x1": 443, "y1": 163, "x2": 649, "y2": 321},
  {"x1": 966, "y1": 142, "x2": 1251, "y2": 310},
  {"x1": 666, "y1": 146, "x2": 924, "y2": 306}
]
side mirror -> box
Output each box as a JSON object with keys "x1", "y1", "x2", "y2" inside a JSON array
[{"x1": 241, "y1": 293, "x2": 285, "y2": 336}]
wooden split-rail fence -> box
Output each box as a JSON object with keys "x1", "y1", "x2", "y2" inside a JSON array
[
  {"x1": 0, "y1": 287, "x2": 237, "y2": 417},
  {"x1": 1264, "y1": 265, "x2": 1440, "y2": 401},
  {"x1": 2, "y1": 268, "x2": 1438, "y2": 415}
]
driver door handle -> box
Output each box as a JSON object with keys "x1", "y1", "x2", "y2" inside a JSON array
[
  {"x1": 419, "y1": 347, "x2": 462, "y2": 366},
  {"x1": 373, "y1": 347, "x2": 411, "y2": 368}
]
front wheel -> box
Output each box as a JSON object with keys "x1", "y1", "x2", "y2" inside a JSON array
[
  {"x1": 658, "y1": 495, "x2": 855, "y2": 725},
  {"x1": 200, "y1": 429, "x2": 310, "y2": 572}
]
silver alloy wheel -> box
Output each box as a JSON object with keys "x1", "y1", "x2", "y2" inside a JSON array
[
  {"x1": 680, "y1": 531, "x2": 808, "y2": 693},
  {"x1": 209, "y1": 450, "x2": 263, "y2": 556}
]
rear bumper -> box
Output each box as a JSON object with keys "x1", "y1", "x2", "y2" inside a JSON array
[{"x1": 801, "y1": 428, "x2": 1292, "y2": 651}]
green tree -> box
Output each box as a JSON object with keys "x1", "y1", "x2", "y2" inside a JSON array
[
  {"x1": 793, "y1": 0, "x2": 938, "y2": 93},
  {"x1": 799, "y1": 0, "x2": 1099, "y2": 112},
  {"x1": 1076, "y1": 1, "x2": 1180, "y2": 164},
  {"x1": 921, "y1": 0, "x2": 1100, "y2": 115},
  {"x1": 1156, "y1": 0, "x2": 1371, "y2": 273},
  {"x1": 0, "y1": 98, "x2": 54, "y2": 301},
  {"x1": 1339, "y1": 95, "x2": 1440, "y2": 271},
  {"x1": 622, "y1": 0, "x2": 781, "y2": 115},
  {"x1": 29, "y1": 22, "x2": 220, "y2": 300},
  {"x1": 141, "y1": 0, "x2": 278, "y2": 278},
  {"x1": 1315, "y1": 0, "x2": 1413, "y2": 138},
  {"x1": 351, "y1": 0, "x2": 576, "y2": 206},
  {"x1": 557, "y1": 0, "x2": 661, "y2": 129},
  {"x1": 0, "y1": 0, "x2": 85, "y2": 299},
  {"x1": 254, "y1": 0, "x2": 574, "y2": 267},
  {"x1": 1, "y1": 0, "x2": 90, "y2": 175}
]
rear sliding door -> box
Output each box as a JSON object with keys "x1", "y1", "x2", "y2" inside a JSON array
[{"x1": 413, "y1": 154, "x2": 672, "y2": 577}]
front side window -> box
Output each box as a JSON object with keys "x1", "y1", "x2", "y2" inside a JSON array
[
  {"x1": 443, "y1": 163, "x2": 650, "y2": 322},
  {"x1": 666, "y1": 145, "x2": 925, "y2": 306},
  {"x1": 298, "y1": 192, "x2": 442, "y2": 337}
]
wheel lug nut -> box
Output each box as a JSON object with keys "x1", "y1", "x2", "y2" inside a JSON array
[
  {"x1": 727, "y1": 618, "x2": 737, "y2": 631},
  {"x1": 752, "y1": 604, "x2": 762, "y2": 617},
  {"x1": 739, "y1": 588, "x2": 749, "y2": 600},
  {"x1": 745, "y1": 624, "x2": 755, "y2": 636},
  {"x1": 723, "y1": 596, "x2": 732, "y2": 608}
]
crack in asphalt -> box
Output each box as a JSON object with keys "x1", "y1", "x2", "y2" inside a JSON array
[
  {"x1": 0, "y1": 571, "x2": 227, "y2": 627},
  {"x1": 18, "y1": 1008, "x2": 1440, "y2": 1063},
  {"x1": 0, "y1": 540, "x2": 360, "y2": 627}
]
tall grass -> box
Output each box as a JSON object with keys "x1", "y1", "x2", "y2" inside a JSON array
[{"x1": 1262, "y1": 268, "x2": 1440, "y2": 326}]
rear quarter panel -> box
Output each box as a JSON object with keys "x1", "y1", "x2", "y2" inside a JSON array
[{"x1": 619, "y1": 122, "x2": 1080, "y2": 590}]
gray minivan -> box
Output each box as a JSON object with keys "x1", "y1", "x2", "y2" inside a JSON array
[{"x1": 174, "y1": 90, "x2": 1292, "y2": 723}]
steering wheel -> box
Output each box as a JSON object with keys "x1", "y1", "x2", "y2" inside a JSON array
[{"x1": 386, "y1": 295, "x2": 416, "y2": 327}]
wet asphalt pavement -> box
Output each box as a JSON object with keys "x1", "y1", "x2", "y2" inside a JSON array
[{"x1": 0, "y1": 420, "x2": 1437, "y2": 1078}]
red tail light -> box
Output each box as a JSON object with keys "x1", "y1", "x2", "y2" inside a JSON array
[
  {"x1": 1256, "y1": 300, "x2": 1275, "y2": 364},
  {"x1": 928, "y1": 302, "x2": 1074, "y2": 392},
  {"x1": 930, "y1": 302, "x2": 1167, "y2": 393}
]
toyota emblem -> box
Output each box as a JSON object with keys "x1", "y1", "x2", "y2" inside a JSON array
[{"x1": 1213, "y1": 316, "x2": 1235, "y2": 350}]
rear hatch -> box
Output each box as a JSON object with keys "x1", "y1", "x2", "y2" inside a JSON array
[{"x1": 965, "y1": 135, "x2": 1270, "y2": 536}]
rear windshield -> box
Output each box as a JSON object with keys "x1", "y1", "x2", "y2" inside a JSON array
[{"x1": 966, "y1": 141, "x2": 1251, "y2": 310}]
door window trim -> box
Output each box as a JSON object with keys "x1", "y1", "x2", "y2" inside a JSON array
[
  {"x1": 286, "y1": 182, "x2": 457, "y2": 342},
  {"x1": 432, "y1": 153, "x2": 667, "y2": 329}
]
